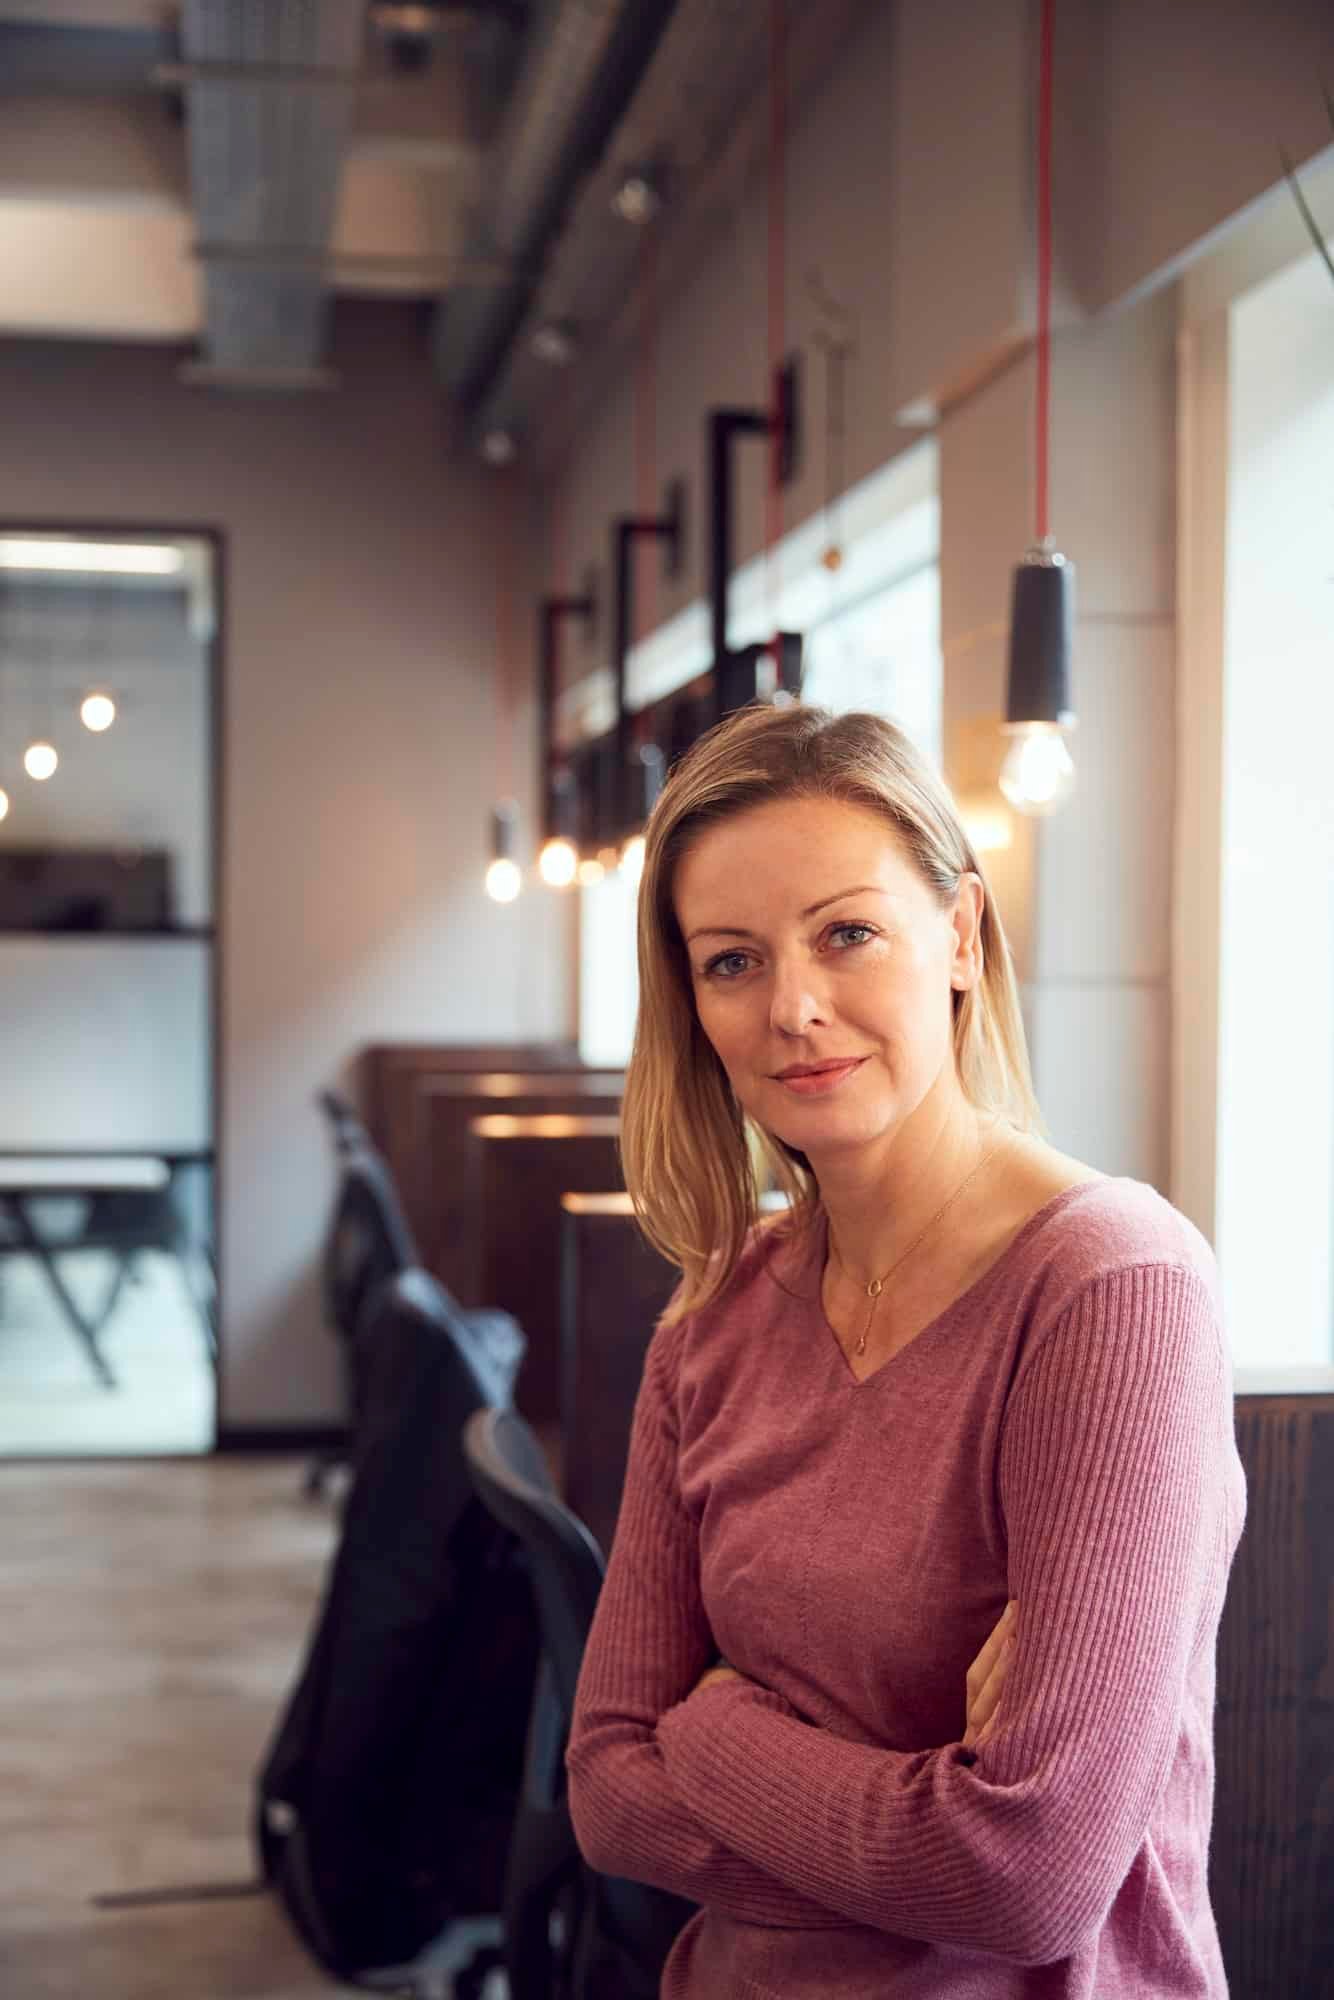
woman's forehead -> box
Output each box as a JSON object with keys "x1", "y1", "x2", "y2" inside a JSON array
[{"x1": 672, "y1": 797, "x2": 918, "y2": 921}]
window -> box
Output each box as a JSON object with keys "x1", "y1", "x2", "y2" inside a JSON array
[{"x1": 1214, "y1": 249, "x2": 1334, "y2": 1379}]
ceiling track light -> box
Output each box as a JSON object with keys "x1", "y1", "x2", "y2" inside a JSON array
[
  {"x1": 612, "y1": 167, "x2": 663, "y2": 226},
  {"x1": 481, "y1": 428, "x2": 517, "y2": 466},
  {"x1": 531, "y1": 319, "x2": 577, "y2": 366}
]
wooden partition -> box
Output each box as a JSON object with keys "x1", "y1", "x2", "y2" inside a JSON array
[
  {"x1": 1212, "y1": 1393, "x2": 1333, "y2": 1997},
  {"x1": 472, "y1": 1114, "x2": 623, "y2": 1427},
  {"x1": 424, "y1": 1073, "x2": 623, "y2": 1300},
  {"x1": 355, "y1": 1043, "x2": 620, "y2": 1248},
  {"x1": 560, "y1": 1193, "x2": 680, "y2": 1558}
]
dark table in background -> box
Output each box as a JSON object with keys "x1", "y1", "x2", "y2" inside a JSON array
[{"x1": 0, "y1": 1148, "x2": 214, "y2": 1388}]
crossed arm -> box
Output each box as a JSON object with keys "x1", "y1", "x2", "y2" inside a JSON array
[{"x1": 566, "y1": 1263, "x2": 1226, "y2": 1963}]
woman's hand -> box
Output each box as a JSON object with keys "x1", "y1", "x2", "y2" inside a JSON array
[
  {"x1": 690, "y1": 1658, "x2": 742, "y2": 1697},
  {"x1": 961, "y1": 1598, "x2": 1018, "y2": 1754}
]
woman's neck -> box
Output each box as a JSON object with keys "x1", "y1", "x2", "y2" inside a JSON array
[{"x1": 813, "y1": 1090, "x2": 1002, "y2": 1287}]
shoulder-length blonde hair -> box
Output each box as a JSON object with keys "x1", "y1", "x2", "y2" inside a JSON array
[{"x1": 620, "y1": 702, "x2": 1041, "y2": 1324}]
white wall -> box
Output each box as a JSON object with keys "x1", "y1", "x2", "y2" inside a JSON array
[{"x1": 0, "y1": 303, "x2": 566, "y2": 1428}]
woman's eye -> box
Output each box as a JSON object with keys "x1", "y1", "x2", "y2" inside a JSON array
[
  {"x1": 703, "y1": 950, "x2": 752, "y2": 980},
  {"x1": 828, "y1": 922, "x2": 875, "y2": 949}
]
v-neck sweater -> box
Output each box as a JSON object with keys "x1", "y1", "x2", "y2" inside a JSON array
[{"x1": 566, "y1": 1176, "x2": 1247, "y2": 1998}]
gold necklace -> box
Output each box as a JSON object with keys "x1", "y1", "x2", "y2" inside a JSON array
[{"x1": 828, "y1": 1128, "x2": 1002, "y2": 1357}]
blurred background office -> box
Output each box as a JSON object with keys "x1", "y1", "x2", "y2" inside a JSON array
[{"x1": 0, "y1": 1, "x2": 1331, "y2": 1996}]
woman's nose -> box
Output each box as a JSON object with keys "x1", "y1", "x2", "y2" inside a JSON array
[{"x1": 768, "y1": 960, "x2": 828, "y2": 1037}]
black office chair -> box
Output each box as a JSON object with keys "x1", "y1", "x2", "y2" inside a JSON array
[
  {"x1": 259, "y1": 1269, "x2": 530, "y2": 1995},
  {"x1": 462, "y1": 1404, "x2": 695, "y2": 2000},
  {"x1": 307, "y1": 1092, "x2": 422, "y2": 1497},
  {"x1": 316, "y1": 1087, "x2": 372, "y2": 1161}
]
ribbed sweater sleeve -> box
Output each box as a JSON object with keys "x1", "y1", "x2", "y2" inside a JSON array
[
  {"x1": 566, "y1": 1316, "x2": 841, "y2": 1929},
  {"x1": 652, "y1": 1263, "x2": 1226, "y2": 1966}
]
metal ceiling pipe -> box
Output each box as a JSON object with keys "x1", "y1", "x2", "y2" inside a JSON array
[
  {"x1": 180, "y1": 0, "x2": 365, "y2": 380},
  {"x1": 433, "y1": 0, "x2": 675, "y2": 416}
]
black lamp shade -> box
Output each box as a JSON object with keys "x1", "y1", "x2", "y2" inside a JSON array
[
  {"x1": 1005, "y1": 553, "x2": 1075, "y2": 727},
  {"x1": 548, "y1": 766, "x2": 577, "y2": 840},
  {"x1": 491, "y1": 801, "x2": 518, "y2": 861},
  {"x1": 632, "y1": 742, "x2": 666, "y2": 825}
]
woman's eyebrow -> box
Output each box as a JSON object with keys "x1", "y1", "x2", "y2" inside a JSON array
[{"x1": 685, "y1": 885, "x2": 887, "y2": 945}]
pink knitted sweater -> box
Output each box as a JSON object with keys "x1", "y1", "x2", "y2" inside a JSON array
[{"x1": 566, "y1": 1177, "x2": 1246, "y2": 1998}]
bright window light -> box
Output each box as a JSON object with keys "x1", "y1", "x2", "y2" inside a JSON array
[{"x1": 0, "y1": 539, "x2": 184, "y2": 575}]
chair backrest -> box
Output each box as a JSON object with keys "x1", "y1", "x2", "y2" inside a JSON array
[
  {"x1": 317, "y1": 1088, "x2": 372, "y2": 1161},
  {"x1": 462, "y1": 1405, "x2": 604, "y2": 1727},
  {"x1": 462, "y1": 1404, "x2": 694, "y2": 1997},
  {"x1": 258, "y1": 1266, "x2": 535, "y2": 1978},
  {"x1": 322, "y1": 1140, "x2": 420, "y2": 1347}
]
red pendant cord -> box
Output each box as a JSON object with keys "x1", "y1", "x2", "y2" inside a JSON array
[
  {"x1": 1035, "y1": 0, "x2": 1054, "y2": 544},
  {"x1": 766, "y1": 0, "x2": 787, "y2": 627}
]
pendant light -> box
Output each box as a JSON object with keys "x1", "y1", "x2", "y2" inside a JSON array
[
  {"x1": 24, "y1": 739, "x2": 57, "y2": 781},
  {"x1": 485, "y1": 801, "x2": 521, "y2": 903},
  {"x1": 538, "y1": 766, "x2": 578, "y2": 887},
  {"x1": 1000, "y1": 0, "x2": 1077, "y2": 818},
  {"x1": 0, "y1": 787, "x2": 9, "y2": 822}
]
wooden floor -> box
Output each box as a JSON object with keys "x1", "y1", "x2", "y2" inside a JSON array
[{"x1": 0, "y1": 1457, "x2": 356, "y2": 1998}]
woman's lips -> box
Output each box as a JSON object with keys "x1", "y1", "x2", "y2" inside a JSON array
[{"x1": 772, "y1": 1058, "x2": 867, "y2": 1097}]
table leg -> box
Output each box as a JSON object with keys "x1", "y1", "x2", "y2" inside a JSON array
[{"x1": 8, "y1": 1197, "x2": 117, "y2": 1390}]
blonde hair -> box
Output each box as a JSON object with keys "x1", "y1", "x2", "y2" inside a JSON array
[{"x1": 620, "y1": 702, "x2": 1041, "y2": 1324}]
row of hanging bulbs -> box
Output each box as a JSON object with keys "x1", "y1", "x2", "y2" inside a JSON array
[
  {"x1": 486, "y1": 813, "x2": 647, "y2": 904},
  {"x1": 0, "y1": 686, "x2": 118, "y2": 823}
]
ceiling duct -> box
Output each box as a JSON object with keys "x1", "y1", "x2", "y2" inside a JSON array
[
  {"x1": 432, "y1": 0, "x2": 679, "y2": 421},
  {"x1": 475, "y1": 0, "x2": 868, "y2": 464},
  {"x1": 179, "y1": 0, "x2": 366, "y2": 385}
]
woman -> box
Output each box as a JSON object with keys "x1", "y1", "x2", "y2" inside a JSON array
[{"x1": 566, "y1": 704, "x2": 1246, "y2": 1997}]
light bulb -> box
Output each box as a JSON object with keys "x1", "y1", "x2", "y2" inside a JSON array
[
  {"x1": 538, "y1": 836, "x2": 578, "y2": 888},
  {"x1": 485, "y1": 857, "x2": 521, "y2": 903},
  {"x1": 24, "y1": 740, "x2": 58, "y2": 781},
  {"x1": 577, "y1": 856, "x2": 606, "y2": 887},
  {"x1": 998, "y1": 724, "x2": 1075, "y2": 816},
  {"x1": 619, "y1": 834, "x2": 646, "y2": 884},
  {"x1": 0, "y1": 787, "x2": 9, "y2": 822},
  {"x1": 81, "y1": 691, "x2": 116, "y2": 732}
]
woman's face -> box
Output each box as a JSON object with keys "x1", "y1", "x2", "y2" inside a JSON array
[{"x1": 672, "y1": 794, "x2": 983, "y2": 1163}]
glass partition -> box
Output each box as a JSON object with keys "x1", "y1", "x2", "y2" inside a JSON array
[{"x1": 0, "y1": 530, "x2": 218, "y2": 1454}]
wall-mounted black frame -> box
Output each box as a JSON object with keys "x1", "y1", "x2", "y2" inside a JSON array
[
  {"x1": 537, "y1": 588, "x2": 597, "y2": 844},
  {"x1": 0, "y1": 517, "x2": 225, "y2": 1456},
  {"x1": 611, "y1": 479, "x2": 684, "y2": 837}
]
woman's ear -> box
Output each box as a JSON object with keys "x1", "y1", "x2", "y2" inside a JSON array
[{"x1": 949, "y1": 873, "x2": 986, "y2": 991}]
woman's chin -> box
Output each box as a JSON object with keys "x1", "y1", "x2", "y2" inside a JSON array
[{"x1": 766, "y1": 1103, "x2": 884, "y2": 1159}]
